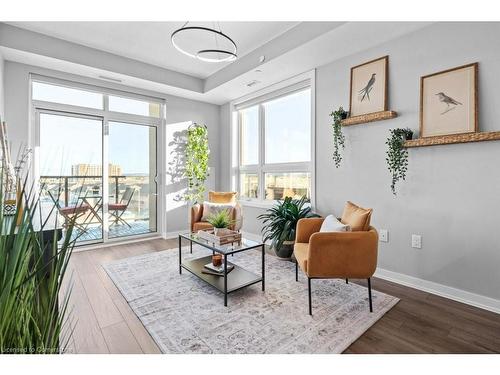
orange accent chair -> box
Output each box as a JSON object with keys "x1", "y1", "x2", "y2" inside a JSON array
[
  {"x1": 294, "y1": 202, "x2": 378, "y2": 315},
  {"x1": 190, "y1": 191, "x2": 243, "y2": 233}
]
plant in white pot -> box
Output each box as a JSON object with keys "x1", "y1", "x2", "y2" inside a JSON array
[
  {"x1": 206, "y1": 209, "x2": 234, "y2": 236},
  {"x1": 258, "y1": 196, "x2": 319, "y2": 259}
]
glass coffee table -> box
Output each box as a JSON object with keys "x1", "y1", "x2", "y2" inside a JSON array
[{"x1": 178, "y1": 232, "x2": 265, "y2": 306}]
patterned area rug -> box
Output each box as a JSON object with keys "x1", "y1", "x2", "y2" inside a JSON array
[{"x1": 104, "y1": 245, "x2": 399, "y2": 353}]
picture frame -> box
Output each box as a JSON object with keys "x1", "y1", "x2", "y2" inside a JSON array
[
  {"x1": 420, "y1": 63, "x2": 478, "y2": 138},
  {"x1": 349, "y1": 55, "x2": 388, "y2": 117}
]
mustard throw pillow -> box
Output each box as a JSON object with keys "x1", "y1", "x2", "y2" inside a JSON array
[
  {"x1": 341, "y1": 201, "x2": 372, "y2": 231},
  {"x1": 208, "y1": 191, "x2": 237, "y2": 203}
]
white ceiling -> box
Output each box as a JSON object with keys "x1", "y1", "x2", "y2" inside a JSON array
[{"x1": 6, "y1": 21, "x2": 299, "y2": 78}]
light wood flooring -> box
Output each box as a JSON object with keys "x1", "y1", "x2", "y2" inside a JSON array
[{"x1": 65, "y1": 238, "x2": 500, "y2": 354}]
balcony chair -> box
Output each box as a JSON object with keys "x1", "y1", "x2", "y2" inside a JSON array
[
  {"x1": 47, "y1": 190, "x2": 91, "y2": 232},
  {"x1": 109, "y1": 187, "x2": 135, "y2": 228},
  {"x1": 190, "y1": 191, "x2": 243, "y2": 233},
  {"x1": 293, "y1": 201, "x2": 378, "y2": 315}
]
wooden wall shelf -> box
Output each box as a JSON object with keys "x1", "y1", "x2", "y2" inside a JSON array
[
  {"x1": 341, "y1": 110, "x2": 398, "y2": 126},
  {"x1": 404, "y1": 131, "x2": 500, "y2": 148}
]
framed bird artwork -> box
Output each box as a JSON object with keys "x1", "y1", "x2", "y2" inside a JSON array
[
  {"x1": 420, "y1": 63, "x2": 478, "y2": 137},
  {"x1": 349, "y1": 55, "x2": 388, "y2": 117}
]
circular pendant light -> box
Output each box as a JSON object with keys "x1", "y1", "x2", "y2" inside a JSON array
[{"x1": 171, "y1": 22, "x2": 238, "y2": 63}]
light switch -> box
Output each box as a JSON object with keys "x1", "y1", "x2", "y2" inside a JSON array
[
  {"x1": 412, "y1": 234, "x2": 422, "y2": 249},
  {"x1": 379, "y1": 229, "x2": 388, "y2": 242}
]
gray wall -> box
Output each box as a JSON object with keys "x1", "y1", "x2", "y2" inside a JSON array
[
  {"x1": 220, "y1": 22, "x2": 500, "y2": 301},
  {"x1": 3, "y1": 61, "x2": 220, "y2": 235},
  {"x1": 0, "y1": 52, "x2": 4, "y2": 119}
]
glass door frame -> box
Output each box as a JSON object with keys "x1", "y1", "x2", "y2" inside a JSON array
[{"x1": 31, "y1": 74, "x2": 166, "y2": 247}]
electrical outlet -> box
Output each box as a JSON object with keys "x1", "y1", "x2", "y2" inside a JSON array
[
  {"x1": 412, "y1": 234, "x2": 422, "y2": 249},
  {"x1": 379, "y1": 229, "x2": 389, "y2": 242}
]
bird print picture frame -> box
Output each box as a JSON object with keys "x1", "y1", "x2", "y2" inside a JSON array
[
  {"x1": 420, "y1": 63, "x2": 478, "y2": 137},
  {"x1": 349, "y1": 55, "x2": 388, "y2": 117}
]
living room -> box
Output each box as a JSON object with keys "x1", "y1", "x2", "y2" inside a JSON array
[{"x1": 1, "y1": 0, "x2": 499, "y2": 372}]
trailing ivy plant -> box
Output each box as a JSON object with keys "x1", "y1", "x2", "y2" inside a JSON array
[
  {"x1": 184, "y1": 124, "x2": 210, "y2": 203},
  {"x1": 386, "y1": 128, "x2": 413, "y2": 195},
  {"x1": 330, "y1": 107, "x2": 348, "y2": 168}
]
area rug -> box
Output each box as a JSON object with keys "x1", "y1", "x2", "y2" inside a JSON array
[{"x1": 103, "y1": 245, "x2": 399, "y2": 353}]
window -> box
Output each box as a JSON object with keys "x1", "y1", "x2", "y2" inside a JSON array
[
  {"x1": 109, "y1": 95, "x2": 161, "y2": 117},
  {"x1": 234, "y1": 83, "x2": 313, "y2": 203},
  {"x1": 32, "y1": 81, "x2": 103, "y2": 109}
]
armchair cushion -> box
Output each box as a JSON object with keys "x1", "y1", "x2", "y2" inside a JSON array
[
  {"x1": 307, "y1": 228, "x2": 378, "y2": 278},
  {"x1": 294, "y1": 242, "x2": 309, "y2": 272},
  {"x1": 341, "y1": 201, "x2": 372, "y2": 231},
  {"x1": 208, "y1": 191, "x2": 237, "y2": 203}
]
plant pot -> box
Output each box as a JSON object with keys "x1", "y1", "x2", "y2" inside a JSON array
[
  {"x1": 341, "y1": 112, "x2": 349, "y2": 120},
  {"x1": 405, "y1": 131, "x2": 413, "y2": 140},
  {"x1": 274, "y1": 240, "x2": 295, "y2": 259}
]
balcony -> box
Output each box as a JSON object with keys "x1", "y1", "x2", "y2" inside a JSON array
[{"x1": 40, "y1": 175, "x2": 157, "y2": 244}]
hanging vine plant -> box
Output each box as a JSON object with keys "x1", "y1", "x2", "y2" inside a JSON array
[
  {"x1": 330, "y1": 106, "x2": 348, "y2": 168},
  {"x1": 386, "y1": 128, "x2": 413, "y2": 195},
  {"x1": 184, "y1": 123, "x2": 210, "y2": 203}
]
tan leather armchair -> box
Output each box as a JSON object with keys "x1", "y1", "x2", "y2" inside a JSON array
[
  {"x1": 190, "y1": 191, "x2": 243, "y2": 233},
  {"x1": 294, "y1": 217, "x2": 378, "y2": 315}
]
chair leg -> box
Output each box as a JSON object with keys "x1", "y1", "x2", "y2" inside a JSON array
[
  {"x1": 295, "y1": 260, "x2": 298, "y2": 282},
  {"x1": 346, "y1": 278, "x2": 348, "y2": 284},
  {"x1": 367, "y1": 277, "x2": 373, "y2": 312},
  {"x1": 308, "y1": 277, "x2": 312, "y2": 315}
]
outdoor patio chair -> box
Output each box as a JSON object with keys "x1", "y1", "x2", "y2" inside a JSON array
[
  {"x1": 109, "y1": 187, "x2": 135, "y2": 228},
  {"x1": 47, "y1": 190, "x2": 91, "y2": 232}
]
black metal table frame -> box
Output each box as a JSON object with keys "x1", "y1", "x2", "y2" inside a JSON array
[{"x1": 178, "y1": 233, "x2": 265, "y2": 306}]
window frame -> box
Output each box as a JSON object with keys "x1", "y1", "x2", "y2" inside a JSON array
[{"x1": 230, "y1": 71, "x2": 316, "y2": 208}]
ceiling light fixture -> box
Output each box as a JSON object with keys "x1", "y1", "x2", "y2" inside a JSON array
[{"x1": 171, "y1": 22, "x2": 238, "y2": 63}]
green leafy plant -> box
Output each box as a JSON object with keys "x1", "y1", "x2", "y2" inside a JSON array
[
  {"x1": 258, "y1": 196, "x2": 319, "y2": 253},
  {"x1": 206, "y1": 209, "x2": 233, "y2": 229},
  {"x1": 386, "y1": 128, "x2": 413, "y2": 195},
  {"x1": 0, "y1": 173, "x2": 86, "y2": 353},
  {"x1": 184, "y1": 124, "x2": 210, "y2": 203},
  {"x1": 330, "y1": 107, "x2": 348, "y2": 168}
]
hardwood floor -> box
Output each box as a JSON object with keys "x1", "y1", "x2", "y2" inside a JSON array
[{"x1": 65, "y1": 238, "x2": 500, "y2": 354}]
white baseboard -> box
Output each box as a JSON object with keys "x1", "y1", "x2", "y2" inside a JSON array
[
  {"x1": 375, "y1": 267, "x2": 500, "y2": 315},
  {"x1": 163, "y1": 230, "x2": 184, "y2": 239}
]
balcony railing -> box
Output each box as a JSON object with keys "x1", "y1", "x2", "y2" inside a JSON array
[{"x1": 40, "y1": 175, "x2": 156, "y2": 241}]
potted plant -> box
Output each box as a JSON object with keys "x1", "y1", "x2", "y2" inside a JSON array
[
  {"x1": 206, "y1": 209, "x2": 234, "y2": 236},
  {"x1": 386, "y1": 128, "x2": 413, "y2": 195},
  {"x1": 258, "y1": 196, "x2": 319, "y2": 259},
  {"x1": 330, "y1": 106, "x2": 348, "y2": 168},
  {"x1": 184, "y1": 123, "x2": 210, "y2": 204}
]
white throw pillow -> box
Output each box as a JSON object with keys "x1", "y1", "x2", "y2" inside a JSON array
[
  {"x1": 201, "y1": 201, "x2": 235, "y2": 221},
  {"x1": 319, "y1": 214, "x2": 351, "y2": 232}
]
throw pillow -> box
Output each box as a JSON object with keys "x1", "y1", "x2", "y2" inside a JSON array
[
  {"x1": 340, "y1": 201, "x2": 372, "y2": 231},
  {"x1": 208, "y1": 191, "x2": 237, "y2": 203},
  {"x1": 201, "y1": 201, "x2": 235, "y2": 221},
  {"x1": 320, "y1": 214, "x2": 351, "y2": 232}
]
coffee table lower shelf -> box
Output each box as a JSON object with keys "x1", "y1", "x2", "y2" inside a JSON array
[{"x1": 181, "y1": 255, "x2": 262, "y2": 298}]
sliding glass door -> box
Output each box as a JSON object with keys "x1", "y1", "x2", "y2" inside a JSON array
[
  {"x1": 108, "y1": 121, "x2": 157, "y2": 239},
  {"x1": 37, "y1": 112, "x2": 158, "y2": 245}
]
